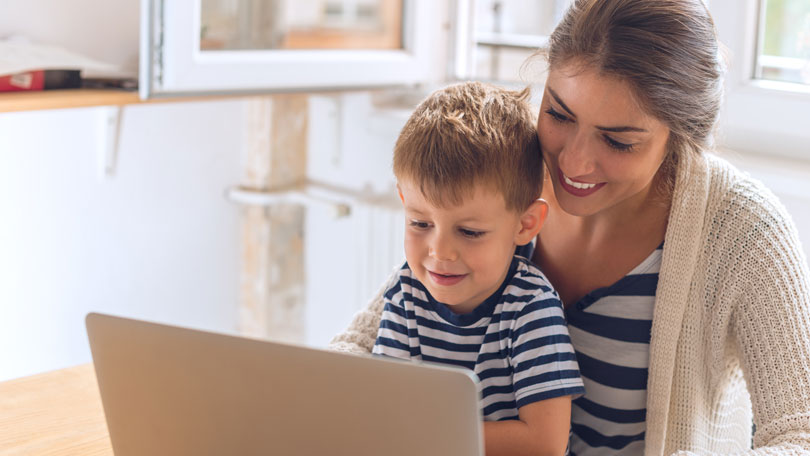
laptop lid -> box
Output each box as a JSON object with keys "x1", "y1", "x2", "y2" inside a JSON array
[{"x1": 86, "y1": 312, "x2": 484, "y2": 456}]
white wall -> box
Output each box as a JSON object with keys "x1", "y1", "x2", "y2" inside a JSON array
[
  {"x1": 303, "y1": 93, "x2": 406, "y2": 348},
  {"x1": 0, "y1": 0, "x2": 139, "y2": 75},
  {"x1": 0, "y1": 0, "x2": 249, "y2": 382},
  {"x1": 0, "y1": 100, "x2": 246, "y2": 381}
]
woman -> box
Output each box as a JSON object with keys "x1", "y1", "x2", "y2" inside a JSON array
[{"x1": 330, "y1": 0, "x2": 810, "y2": 454}]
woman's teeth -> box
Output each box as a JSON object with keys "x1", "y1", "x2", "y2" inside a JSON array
[{"x1": 563, "y1": 174, "x2": 597, "y2": 189}]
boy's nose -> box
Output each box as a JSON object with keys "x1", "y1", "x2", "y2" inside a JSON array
[{"x1": 428, "y1": 232, "x2": 458, "y2": 262}]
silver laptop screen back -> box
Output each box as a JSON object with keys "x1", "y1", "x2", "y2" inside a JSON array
[{"x1": 86, "y1": 313, "x2": 484, "y2": 456}]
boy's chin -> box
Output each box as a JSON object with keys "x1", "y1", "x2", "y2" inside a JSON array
[{"x1": 428, "y1": 289, "x2": 477, "y2": 313}]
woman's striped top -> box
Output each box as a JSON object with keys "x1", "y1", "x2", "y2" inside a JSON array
[
  {"x1": 373, "y1": 256, "x2": 585, "y2": 421},
  {"x1": 565, "y1": 245, "x2": 662, "y2": 456}
]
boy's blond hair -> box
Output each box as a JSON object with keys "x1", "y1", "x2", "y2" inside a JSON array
[{"x1": 393, "y1": 81, "x2": 543, "y2": 212}]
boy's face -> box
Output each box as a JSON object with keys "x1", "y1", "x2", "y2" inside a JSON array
[{"x1": 398, "y1": 180, "x2": 530, "y2": 315}]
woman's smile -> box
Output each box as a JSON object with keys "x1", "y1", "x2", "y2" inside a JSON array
[{"x1": 558, "y1": 168, "x2": 606, "y2": 197}]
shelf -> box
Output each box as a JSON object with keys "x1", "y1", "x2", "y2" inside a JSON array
[
  {"x1": 0, "y1": 89, "x2": 142, "y2": 113},
  {"x1": 0, "y1": 89, "x2": 241, "y2": 114}
]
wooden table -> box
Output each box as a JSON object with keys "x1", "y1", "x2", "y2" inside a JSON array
[{"x1": 0, "y1": 364, "x2": 113, "y2": 455}]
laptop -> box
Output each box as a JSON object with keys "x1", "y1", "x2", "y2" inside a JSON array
[{"x1": 85, "y1": 312, "x2": 484, "y2": 456}]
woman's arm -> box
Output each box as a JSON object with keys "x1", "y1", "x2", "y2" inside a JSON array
[
  {"x1": 691, "y1": 181, "x2": 810, "y2": 455},
  {"x1": 484, "y1": 396, "x2": 572, "y2": 456},
  {"x1": 732, "y1": 211, "x2": 810, "y2": 452}
]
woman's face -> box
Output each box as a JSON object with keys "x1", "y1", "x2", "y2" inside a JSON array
[{"x1": 537, "y1": 62, "x2": 671, "y2": 219}]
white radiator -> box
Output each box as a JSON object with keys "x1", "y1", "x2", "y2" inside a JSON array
[{"x1": 353, "y1": 202, "x2": 406, "y2": 311}]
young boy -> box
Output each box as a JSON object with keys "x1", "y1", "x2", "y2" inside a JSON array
[{"x1": 372, "y1": 82, "x2": 585, "y2": 456}]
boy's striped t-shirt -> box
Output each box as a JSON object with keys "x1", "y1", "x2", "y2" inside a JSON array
[{"x1": 373, "y1": 256, "x2": 585, "y2": 421}]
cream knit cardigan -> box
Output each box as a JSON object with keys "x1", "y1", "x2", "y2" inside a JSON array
[{"x1": 328, "y1": 152, "x2": 810, "y2": 455}]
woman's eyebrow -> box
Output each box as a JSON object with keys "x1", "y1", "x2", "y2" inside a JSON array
[
  {"x1": 548, "y1": 87, "x2": 648, "y2": 133},
  {"x1": 547, "y1": 88, "x2": 576, "y2": 117},
  {"x1": 596, "y1": 125, "x2": 648, "y2": 133}
]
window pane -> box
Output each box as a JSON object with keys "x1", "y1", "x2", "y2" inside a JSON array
[
  {"x1": 200, "y1": 0, "x2": 403, "y2": 51},
  {"x1": 472, "y1": 0, "x2": 571, "y2": 82},
  {"x1": 757, "y1": 0, "x2": 810, "y2": 85}
]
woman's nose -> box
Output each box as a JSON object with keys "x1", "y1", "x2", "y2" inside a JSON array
[{"x1": 558, "y1": 130, "x2": 596, "y2": 177}]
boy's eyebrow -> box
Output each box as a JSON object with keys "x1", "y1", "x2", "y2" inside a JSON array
[
  {"x1": 547, "y1": 87, "x2": 648, "y2": 133},
  {"x1": 403, "y1": 206, "x2": 490, "y2": 224},
  {"x1": 403, "y1": 205, "x2": 425, "y2": 216},
  {"x1": 456, "y1": 217, "x2": 489, "y2": 225}
]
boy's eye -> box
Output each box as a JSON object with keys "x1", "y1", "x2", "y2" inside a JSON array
[
  {"x1": 459, "y1": 228, "x2": 485, "y2": 238},
  {"x1": 603, "y1": 135, "x2": 635, "y2": 152},
  {"x1": 545, "y1": 107, "x2": 571, "y2": 124},
  {"x1": 409, "y1": 220, "x2": 431, "y2": 229}
]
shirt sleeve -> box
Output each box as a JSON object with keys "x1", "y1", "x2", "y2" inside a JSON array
[
  {"x1": 509, "y1": 294, "x2": 585, "y2": 408},
  {"x1": 372, "y1": 268, "x2": 415, "y2": 360}
]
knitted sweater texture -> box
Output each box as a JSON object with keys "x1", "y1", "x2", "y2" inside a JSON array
[{"x1": 328, "y1": 153, "x2": 810, "y2": 455}]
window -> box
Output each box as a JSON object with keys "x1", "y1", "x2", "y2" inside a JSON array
[
  {"x1": 139, "y1": 0, "x2": 437, "y2": 98},
  {"x1": 455, "y1": 0, "x2": 571, "y2": 84},
  {"x1": 711, "y1": 0, "x2": 810, "y2": 160},
  {"x1": 459, "y1": 0, "x2": 810, "y2": 160},
  {"x1": 199, "y1": 0, "x2": 403, "y2": 51},
  {"x1": 756, "y1": 0, "x2": 810, "y2": 85}
]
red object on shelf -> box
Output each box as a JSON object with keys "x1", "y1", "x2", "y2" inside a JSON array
[
  {"x1": 0, "y1": 70, "x2": 81, "y2": 92},
  {"x1": 0, "y1": 70, "x2": 44, "y2": 91}
]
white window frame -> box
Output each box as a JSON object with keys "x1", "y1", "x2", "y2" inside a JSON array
[
  {"x1": 710, "y1": 0, "x2": 810, "y2": 160},
  {"x1": 451, "y1": 0, "x2": 569, "y2": 83},
  {"x1": 139, "y1": 0, "x2": 436, "y2": 99}
]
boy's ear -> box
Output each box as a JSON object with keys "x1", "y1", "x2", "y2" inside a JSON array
[
  {"x1": 396, "y1": 184, "x2": 404, "y2": 204},
  {"x1": 515, "y1": 199, "x2": 548, "y2": 246}
]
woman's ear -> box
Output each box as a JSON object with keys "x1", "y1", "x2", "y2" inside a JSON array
[{"x1": 515, "y1": 199, "x2": 549, "y2": 246}]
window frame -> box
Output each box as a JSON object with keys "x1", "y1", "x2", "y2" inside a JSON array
[
  {"x1": 710, "y1": 0, "x2": 810, "y2": 160},
  {"x1": 139, "y1": 0, "x2": 436, "y2": 99},
  {"x1": 451, "y1": 0, "x2": 566, "y2": 83}
]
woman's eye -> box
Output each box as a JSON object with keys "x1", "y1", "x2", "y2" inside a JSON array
[
  {"x1": 603, "y1": 135, "x2": 635, "y2": 152},
  {"x1": 459, "y1": 228, "x2": 485, "y2": 239},
  {"x1": 409, "y1": 220, "x2": 431, "y2": 229},
  {"x1": 545, "y1": 107, "x2": 571, "y2": 124}
]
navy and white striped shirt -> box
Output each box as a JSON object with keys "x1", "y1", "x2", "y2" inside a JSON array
[
  {"x1": 565, "y1": 245, "x2": 662, "y2": 456},
  {"x1": 373, "y1": 256, "x2": 585, "y2": 421}
]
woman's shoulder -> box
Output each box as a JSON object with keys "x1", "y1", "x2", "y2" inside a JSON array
[
  {"x1": 690, "y1": 153, "x2": 802, "y2": 260},
  {"x1": 702, "y1": 153, "x2": 792, "y2": 226}
]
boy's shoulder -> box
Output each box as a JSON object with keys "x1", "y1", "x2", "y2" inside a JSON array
[
  {"x1": 383, "y1": 261, "x2": 425, "y2": 297},
  {"x1": 510, "y1": 255, "x2": 557, "y2": 293},
  {"x1": 499, "y1": 255, "x2": 564, "y2": 313}
]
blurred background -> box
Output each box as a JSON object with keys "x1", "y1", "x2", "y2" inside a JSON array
[{"x1": 1, "y1": 0, "x2": 809, "y2": 381}]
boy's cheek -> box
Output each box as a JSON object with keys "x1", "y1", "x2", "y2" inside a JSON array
[{"x1": 402, "y1": 237, "x2": 423, "y2": 264}]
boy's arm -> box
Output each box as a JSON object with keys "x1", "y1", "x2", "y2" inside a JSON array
[
  {"x1": 484, "y1": 395, "x2": 572, "y2": 456},
  {"x1": 484, "y1": 283, "x2": 584, "y2": 456}
]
